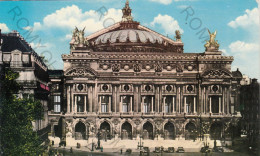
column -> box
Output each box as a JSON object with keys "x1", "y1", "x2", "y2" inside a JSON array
[
  {"x1": 209, "y1": 97, "x2": 212, "y2": 113},
  {"x1": 89, "y1": 85, "x2": 93, "y2": 112},
  {"x1": 67, "y1": 86, "x2": 71, "y2": 113},
  {"x1": 184, "y1": 97, "x2": 186, "y2": 113},
  {"x1": 120, "y1": 96, "x2": 123, "y2": 113},
  {"x1": 163, "y1": 97, "x2": 166, "y2": 113},
  {"x1": 227, "y1": 86, "x2": 231, "y2": 114},
  {"x1": 151, "y1": 96, "x2": 154, "y2": 113},
  {"x1": 222, "y1": 87, "x2": 225, "y2": 114},
  {"x1": 84, "y1": 95, "x2": 87, "y2": 113},
  {"x1": 172, "y1": 96, "x2": 175, "y2": 113},
  {"x1": 94, "y1": 82, "x2": 98, "y2": 113},
  {"x1": 112, "y1": 85, "x2": 117, "y2": 113},
  {"x1": 141, "y1": 96, "x2": 145, "y2": 113},
  {"x1": 75, "y1": 95, "x2": 77, "y2": 113},
  {"x1": 130, "y1": 96, "x2": 133, "y2": 113},
  {"x1": 203, "y1": 87, "x2": 206, "y2": 113},
  {"x1": 134, "y1": 85, "x2": 138, "y2": 112},
  {"x1": 193, "y1": 97, "x2": 196, "y2": 113},
  {"x1": 99, "y1": 96, "x2": 101, "y2": 112},
  {"x1": 71, "y1": 85, "x2": 75, "y2": 113},
  {"x1": 109, "y1": 96, "x2": 111, "y2": 113},
  {"x1": 178, "y1": 87, "x2": 181, "y2": 113},
  {"x1": 219, "y1": 97, "x2": 221, "y2": 113},
  {"x1": 156, "y1": 86, "x2": 160, "y2": 112}
]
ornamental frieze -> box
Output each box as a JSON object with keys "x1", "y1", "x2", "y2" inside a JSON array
[{"x1": 184, "y1": 64, "x2": 197, "y2": 71}]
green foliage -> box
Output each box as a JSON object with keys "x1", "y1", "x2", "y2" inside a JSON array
[{"x1": 0, "y1": 69, "x2": 44, "y2": 156}]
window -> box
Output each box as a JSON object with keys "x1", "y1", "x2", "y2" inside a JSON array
[
  {"x1": 76, "y1": 95, "x2": 84, "y2": 112},
  {"x1": 143, "y1": 96, "x2": 154, "y2": 113},
  {"x1": 231, "y1": 97, "x2": 235, "y2": 104},
  {"x1": 100, "y1": 96, "x2": 109, "y2": 113},
  {"x1": 54, "y1": 96, "x2": 61, "y2": 113},
  {"x1": 121, "y1": 96, "x2": 132, "y2": 112},
  {"x1": 165, "y1": 96, "x2": 174, "y2": 113}
]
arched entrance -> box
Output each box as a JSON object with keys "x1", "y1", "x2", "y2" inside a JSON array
[
  {"x1": 121, "y1": 122, "x2": 132, "y2": 140},
  {"x1": 164, "y1": 122, "x2": 175, "y2": 140},
  {"x1": 75, "y1": 121, "x2": 86, "y2": 140},
  {"x1": 185, "y1": 122, "x2": 197, "y2": 140},
  {"x1": 210, "y1": 122, "x2": 223, "y2": 140},
  {"x1": 100, "y1": 121, "x2": 111, "y2": 140},
  {"x1": 143, "y1": 122, "x2": 153, "y2": 140}
]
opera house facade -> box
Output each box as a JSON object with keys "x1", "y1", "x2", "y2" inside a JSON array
[{"x1": 48, "y1": 1, "x2": 242, "y2": 144}]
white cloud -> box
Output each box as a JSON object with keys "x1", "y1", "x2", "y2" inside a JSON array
[
  {"x1": 151, "y1": 14, "x2": 183, "y2": 36},
  {"x1": 229, "y1": 41, "x2": 259, "y2": 53},
  {"x1": 174, "y1": 0, "x2": 197, "y2": 1},
  {"x1": 149, "y1": 0, "x2": 173, "y2": 5},
  {"x1": 30, "y1": 42, "x2": 53, "y2": 51},
  {"x1": 228, "y1": 8, "x2": 259, "y2": 29},
  {"x1": 227, "y1": 40, "x2": 260, "y2": 79},
  {"x1": 0, "y1": 23, "x2": 10, "y2": 33},
  {"x1": 31, "y1": 5, "x2": 122, "y2": 34}
]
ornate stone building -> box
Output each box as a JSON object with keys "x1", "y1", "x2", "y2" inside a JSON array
[{"x1": 48, "y1": 1, "x2": 243, "y2": 145}]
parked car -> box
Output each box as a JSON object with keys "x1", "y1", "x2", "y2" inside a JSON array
[
  {"x1": 165, "y1": 147, "x2": 175, "y2": 153},
  {"x1": 143, "y1": 147, "x2": 150, "y2": 153},
  {"x1": 213, "y1": 146, "x2": 224, "y2": 152},
  {"x1": 154, "y1": 147, "x2": 161, "y2": 153},
  {"x1": 176, "y1": 147, "x2": 185, "y2": 153},
  {"x1": 200, "y1": 146, "x2": 211, "y2": 153}
]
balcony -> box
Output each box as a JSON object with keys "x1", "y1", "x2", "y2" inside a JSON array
[
  {"x1": 120, "y1": 112, "x2": 133, "y2": 117},
  {"x1": 16, "y1": 80, "x2": 37, "y2": 88},
  {"x1": 98, "y1": 112, "x2": 112, "y2": 118}
]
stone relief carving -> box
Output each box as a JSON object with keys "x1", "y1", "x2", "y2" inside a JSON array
[
  {"x1": 133, "y1": 63, "x2": 142, "y2": 72},
  {"x1": 154, "y1": 62, "x2": 162, "y2": 72},
  {"x1": 176, "y1": 63, "x2": 183, "y2": 72},
  {"x1": 112, "y1": 64, "x2": 120, "y2": 72},
  {"x1": 203, "y1": 69, "x2": 231, "y2": 78},
  {"x1": 65, "y1": 68, "x2": 96, "y2": 77}
]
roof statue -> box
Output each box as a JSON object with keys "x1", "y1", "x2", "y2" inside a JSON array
[
  {"x1": 70, "y1": 27, "x2": 89, "y2": 50},
  {"x1": 174, "y1": 30, "x2": 182, "y2": 42},
  {"x1": 122, "y1": 0, "x2": 133, "y2": 22},
  {"x1": 204, "y1": 29, "x2": 219, "y2": 52}
]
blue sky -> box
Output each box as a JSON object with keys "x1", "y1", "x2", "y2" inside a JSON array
[{"x1": 0, "y1": 0, "x2": 259, "y2": 79}]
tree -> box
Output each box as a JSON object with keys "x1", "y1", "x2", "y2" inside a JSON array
[{"x1": 0, "y1": 69, "x2": 44, "y2": 155}]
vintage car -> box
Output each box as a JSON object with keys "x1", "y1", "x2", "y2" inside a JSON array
[
  {"x1": 176, "y1": 147, "x2": 185, "y2": 153},
  {"x1": 200, "y1": 146, "x2": 211, "y2": 153},
  {"x1": 165, "y1": 147, "x2": 175, "y2": 153},
  {"x1": 213, "y1": 146, "x2": 224, "y2": 152},
  {"x1": 154, "y1": 147, "x2": 161, "y2": 153}
]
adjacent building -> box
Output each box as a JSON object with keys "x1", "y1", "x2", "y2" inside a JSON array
[{"x1": 0, "y1": 30, "x2": 50, "y2": 141}]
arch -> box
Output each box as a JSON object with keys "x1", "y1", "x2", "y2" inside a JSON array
[
  {"x1": 143, "y1": 121, "x2": 153, "y2": 140},
  {"x1": 164, "y1": 122, "x2": 175, "y2": 140},
  {"x1": 210, "y1": 121, "x2": 223, "y2": 140},
  {"x1": 185, "y1": 122, "x2": 197, "y2": 140},
  {"x1": 100, "y1": 121, "x2": 111, "y2": 140},
  {"x1": 121, "y1": 121, "x2": 132, "y2": 140},
  {"x1": 75, "y1": 121, "x2": 86, "y2": 140}
]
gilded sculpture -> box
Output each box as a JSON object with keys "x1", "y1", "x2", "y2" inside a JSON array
[
  {"x1": 70, "y1": 27, "x2": 89, "y2": 49},
  {"x1": 175, "y1": 30, "x2": 182, "y2": 42},
  {"x1": 204, "y1": 29, "x2": 219, "y2": 51}
]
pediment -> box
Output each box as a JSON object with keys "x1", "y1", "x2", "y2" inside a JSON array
[
  {"x1": 64, "y1": 67, "x2": 97, "y2": 78},
  {"x1": 202, "y1": 69, "x2": 232, "y2": 79}
]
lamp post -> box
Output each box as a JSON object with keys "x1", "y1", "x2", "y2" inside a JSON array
[
  {"x1": 97, "y1": 129, "x2": 101, "y2": 149},
  {"x1": 138, "y1": 135, "x2": 143, "y2": 150}
]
